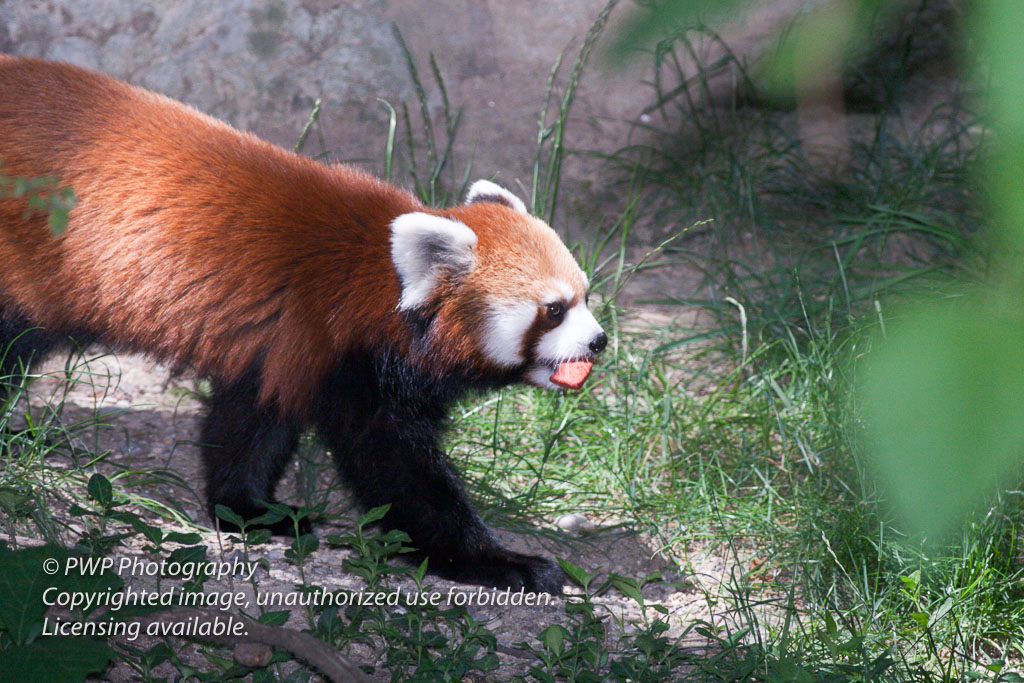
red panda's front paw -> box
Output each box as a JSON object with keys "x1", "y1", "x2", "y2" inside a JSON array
[
  {"x1": 441, "y1": 550, "x2": 566, "y2": 595},
  {"x1": 513, "y1": 554, "x2": 568, "y2": 595}
]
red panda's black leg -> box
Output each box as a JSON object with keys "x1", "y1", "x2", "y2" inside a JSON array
[
  {"x1": 323, "y1": 409, "x2": 565, "y2": 593},
  {"x1": 0, "y1": 313, "x2": 85, "y2": 450},
  {"x1": 200, "y1": 371, "x2": 305, "y2": 537},
  {"x1": 314, "y1": 364, "x2": 566, "y2": 594},
  {"x1": 0, "y1": 312, "x2": 65, "y2": 429},
  {"x1": 0, "y1": 312, "x2": 61, "y2": 382}
]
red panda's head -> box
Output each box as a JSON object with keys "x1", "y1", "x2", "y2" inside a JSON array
[{"x1": 390, "y1": 180, "x2": 607, "y2": 389}]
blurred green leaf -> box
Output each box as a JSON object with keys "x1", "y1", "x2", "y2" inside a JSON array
[
  {"x1": 0, "y1": 547, "x2": 122, "y2": 644},
  {"x1": 857, "y1": 0, "x2": 1024, "y2": 541},
  {"x1": 0, "y1": 547, "x2": 70, "y2": 644},
  {"x1": 48, "y1": 206, "x2": 70, "y2": 236},
  {"x1": 0, "y1": 636, "x2": 114, "y2": 682},
  {"x1": 609, "y1": 0, "x2": 907, "y2": 101},
  {"x1": 759, "y1": 0, "x2": 908, "y2": 102},
  {"x1": 760, "y1": 0, "x2": 857, "y2": 100},
  {"x1": 608, "y1": 0, "x2": 744, "y2": 60},
  {"x1": 861, "y1": 296, "x2": 1024, "y2": 537},
  {"x1": 973, "y1": 0, "x2": 1024, "y2": 252}
]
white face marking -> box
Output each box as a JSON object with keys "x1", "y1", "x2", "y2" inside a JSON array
[
  {"x1": 480, "y1": 300, "x2": 537, "y2": 367},
  {"x1": 553, "y1": 279, "x2": 574, "y2": 301},
  {"x1": 540, "y1": 288, "x2": 560, "y2": 304},
  {"x1": 391, "y1": 212, "x2": 477, "y2": 311},
  {"x1": 534, "y1": 301, "x2": 603, "y2": 363},
  {"x1": 526, "y1": 364, "x2": 559, "y2": 389}
]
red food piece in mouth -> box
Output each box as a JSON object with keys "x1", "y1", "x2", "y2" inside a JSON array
[{"x1": 550, "y1": 359, "x2": 594, "y2": 390}]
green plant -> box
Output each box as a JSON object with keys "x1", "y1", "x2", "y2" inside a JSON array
[
  {"x1": 390, "y1": 24, "x2": 470, "y2": 207},
  {"x1": 522, "y1": 561, "x2": 697, "y2": 682},
  {"x1": 316, "y1": 505, "x2": 501, "y2": 681},
  {"x1": 0, "y1": 545, "x2": 120, "y2": 681},
  {"x1": 0, "y1": 167, "x2": 76, "y2": 235}
]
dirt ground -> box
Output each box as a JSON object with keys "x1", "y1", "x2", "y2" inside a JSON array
[{"x1": 18, "y1": 340, "x2": 772, "y2": 680}]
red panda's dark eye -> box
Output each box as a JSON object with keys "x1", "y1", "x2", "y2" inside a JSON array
[{"x1": 546, "y1": 302, "x2": 565, "y2": 322}]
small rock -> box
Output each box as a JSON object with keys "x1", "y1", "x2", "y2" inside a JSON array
[
  {"x1": 233, "y1": 642, "x2": 273, "y2": 668},
  {"x1": 554, "y1": 513, "x2": 595, "y2": 533}
]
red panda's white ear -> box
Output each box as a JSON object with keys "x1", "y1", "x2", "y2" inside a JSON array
[
  {"x1": 465, "y1": 179, "x2": 528, "y2": 215},
  {"x1": 391, "y1": 212, "x2": 478, "y2": 311}
]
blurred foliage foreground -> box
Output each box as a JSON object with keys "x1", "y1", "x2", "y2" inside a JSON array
[{"x1": 619, "y1": 0, "x2": 1024, "y2": 540}]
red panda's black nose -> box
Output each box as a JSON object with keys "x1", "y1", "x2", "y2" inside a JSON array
[{"x1": 589, "y1": 332, "x2": 608, "y2": 355}]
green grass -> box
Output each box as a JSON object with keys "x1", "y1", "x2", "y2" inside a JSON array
[
  {"x1": 607, "y1": 28, "x2": 983, "y2": 338},
  {"x1": 449, "y1": 271, "x2": 1024, "y2": 679},
  {"x1": 441, "y1": 23, "x2": 1021, "y2": 682},
  {"x1": 0, "y1": 351, "x2": 203, "y2": 545}
]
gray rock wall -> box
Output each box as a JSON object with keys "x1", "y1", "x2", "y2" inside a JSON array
[{"x1": 0, "y1": 0, "x2": 634, "y2": 196}]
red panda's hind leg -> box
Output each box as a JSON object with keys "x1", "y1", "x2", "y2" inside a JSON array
[
  {"x1": 1, "y1": 311, "x2": 64, "y2": 381},
  {"x1": 200, "y1": 369, "x2": 306, "y2": 537},
  {"x1": 0, "y1": 311, "x2": 68, "y2": 422},
  {"x1": 1, "y1": 312, "x2": 84, "y2": 447}
]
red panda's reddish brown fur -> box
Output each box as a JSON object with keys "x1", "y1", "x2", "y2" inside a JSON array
[
  {"x1": 0, "y1": 56, "x2": 422, "y2": 414},
  {"x1": 0, "y1": 56, "x2": 603, "y2": 593},
  {"x1": 0, "y1": 56, "x2": 580, "y2": 415}
]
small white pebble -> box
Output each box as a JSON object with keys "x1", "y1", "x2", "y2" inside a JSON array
[{"x1": 555, "y1": 513, "x2": 595, "y2": 533}]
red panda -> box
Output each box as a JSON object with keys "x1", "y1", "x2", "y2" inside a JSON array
[{"x1": 0, "y1": 56, "x2": 606, "y2": 593}]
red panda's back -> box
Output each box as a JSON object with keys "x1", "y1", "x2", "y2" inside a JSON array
[{"x1": 0, "y1": 56, "x2": 418, "y2": 413}]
